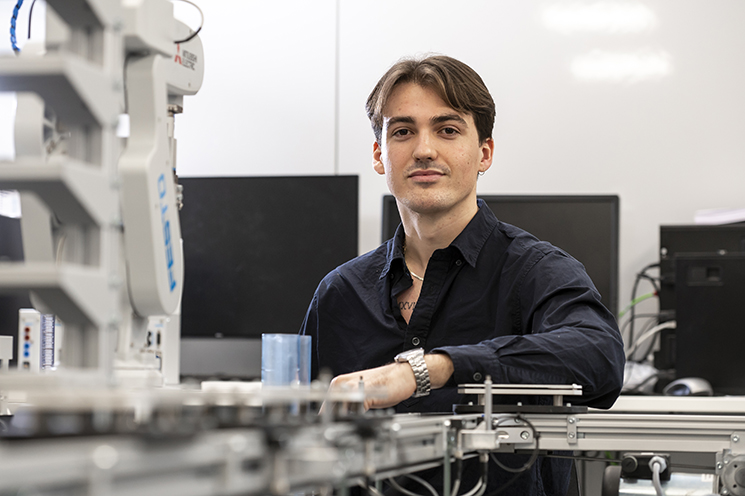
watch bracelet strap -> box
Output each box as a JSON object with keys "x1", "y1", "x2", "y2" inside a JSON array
[{"x1": 409, "y1": 352, "x2": 431, "y2": 397}]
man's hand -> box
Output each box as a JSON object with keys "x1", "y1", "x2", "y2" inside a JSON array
[{"x1": 329, "y1": 353, "x2": 454, "y2": 410}]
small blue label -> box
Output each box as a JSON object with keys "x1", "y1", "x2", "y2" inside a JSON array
[{"x1": 158, "y1": 174, "x2": 177, "y2": 292}]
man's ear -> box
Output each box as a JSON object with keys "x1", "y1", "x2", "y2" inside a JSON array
[
  {"x1": 373, "y1": 141, "x2": 385, "y2": 175},
  {"x1": 479, "y1": 137, "x2": 495, "y2": 174}
]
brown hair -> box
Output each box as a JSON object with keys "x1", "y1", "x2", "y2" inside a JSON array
[{"x1": 366, "y1": 55, "x2": 496, "y2": 145}]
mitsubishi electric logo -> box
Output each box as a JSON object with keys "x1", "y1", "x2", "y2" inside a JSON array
[{"x1": 174, "y1": 44, "x2": 197, "y2": 71}]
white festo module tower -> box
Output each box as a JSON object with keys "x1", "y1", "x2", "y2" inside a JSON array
[{"x1": 0, "y1": 0, "x2": 203, "y2": 386}]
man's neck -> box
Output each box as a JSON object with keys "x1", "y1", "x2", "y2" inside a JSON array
[{"x1": 399, "y1": 199, "x2": 479, "y2": 270}]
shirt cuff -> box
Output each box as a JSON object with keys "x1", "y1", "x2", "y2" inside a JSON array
[{"x1": 430, "y1": 343, "x2": 502, "y2": 386}]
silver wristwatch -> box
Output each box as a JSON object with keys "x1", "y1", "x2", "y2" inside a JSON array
[{"x1": 394, "y1": 348, "x2": 431, "y2": 398}]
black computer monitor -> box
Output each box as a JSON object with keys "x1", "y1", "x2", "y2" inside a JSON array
[
  {"x1": 382, "y1": 195, "x2": 620, "y2": 316},
  {"x1": 179, "y1": 176, "x2": 359, "y2": 340}
]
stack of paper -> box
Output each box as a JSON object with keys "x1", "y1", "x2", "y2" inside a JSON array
[
  {"x1": 0, "y1": 190, "x2": 21, "y2": 218},
  {"x1": 694, "y1": 207, "x2": 745, "y2": 225}
]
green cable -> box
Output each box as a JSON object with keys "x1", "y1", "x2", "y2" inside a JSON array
[{"x1": 617, "y1": 292, "x2": 656, "y2": 320}]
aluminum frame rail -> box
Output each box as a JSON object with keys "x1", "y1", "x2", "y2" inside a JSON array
[
  {"x1": 1, "y1": 408, "x2": 744, "y2": 495},
  {"x1": 0, "y1": 414, "x2": 464, "y2": 496},
  {"x1": 1, "y1": 385, "x2": 744, "y2": 495},
  {"x1": 532, "y1": 411, "x2": 745, "y2": 453}
]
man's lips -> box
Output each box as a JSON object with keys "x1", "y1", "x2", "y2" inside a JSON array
[{"x1": 408, "y1": 169, "x2": 445, "y2": 178}]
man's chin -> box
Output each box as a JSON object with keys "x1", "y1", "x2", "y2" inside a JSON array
[
  {"x1": 398, "y1": 196, "x2": 452, "y2": 216},
  {"x1": 395, "y1": 191, "x2": 479, "y2": 219}
]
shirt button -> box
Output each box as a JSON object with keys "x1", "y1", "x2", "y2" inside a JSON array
[
  {"x1": 473, "y1": 372, "x2": 483, "y2": 382},
  {"x1": 412, "y1": 337, "x2": 420, "y2": 346},
  {"x1": 455, "y1": 260, "x2": 463, "y2": 266}
]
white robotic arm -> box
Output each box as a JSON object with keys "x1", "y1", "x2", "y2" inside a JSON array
[{"x1": 119, "y1": 4, "x2": 203, "y2": 317}]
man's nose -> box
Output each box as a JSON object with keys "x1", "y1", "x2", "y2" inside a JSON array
[{"x1": 412, "y1": 133, "x2": 437, "y2": 162}]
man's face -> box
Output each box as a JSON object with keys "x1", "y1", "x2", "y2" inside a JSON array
[{"x1": 373, "y1": 82, "x2": 494, "y2": 218}]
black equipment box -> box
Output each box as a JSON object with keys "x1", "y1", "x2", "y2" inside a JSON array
[
  {"x1": 674, "y1": 253, "x2": 745, "y2": 395},
  {"x1": 655, "y1": 224, "x2": 745, "y2": 370}
]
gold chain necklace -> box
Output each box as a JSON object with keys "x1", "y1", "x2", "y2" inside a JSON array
[{"x1": 404, "y1": 243, "x2": 425, "y2": 281}]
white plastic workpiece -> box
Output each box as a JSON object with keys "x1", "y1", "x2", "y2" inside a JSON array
[{"x1": 0, "y1": 336, "x2": 12, "y2": 371}]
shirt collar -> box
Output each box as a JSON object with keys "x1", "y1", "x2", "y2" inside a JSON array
[
  {"x1": 449, "y1": 199, "x2": 499, "y2": 268},
  {"x1": 379, "y1": 199, "x2": 497, "y2": 279},
  {"x1": 379, "y1": 224, "x2": 406, "y2": 280}
]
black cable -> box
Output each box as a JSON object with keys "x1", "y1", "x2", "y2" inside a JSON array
[
  {"x1": 488, "y1": 463, "x2": 528, "y2": 496},
  {"x1": 628, "y1": 316, "x2": 669, "y2": 363},
  {"x1": 637, "y1": 320, "x2": 665, "y2": 363},
  {"x1": 628, "y1": 263, "x2": 659, "y2": 346},
  {"x1": 543, "y1": 452, "x2": 623, "y2": 464},
  {"x1": 544, "y1": 453, "x2": 714, "y2": 473},
  {"x1": 489, "y1": 415, "x2": 541, "y2": 495},
  {"x1": 639, "y1": 273, "x2": 661, "y2": 293},
  {"x1": 619, "y1": 312, "x2": 659, "y2": 347},
  {"x1": 27, "y1": 0, "x2": 37, "y2": 39},
  {"x1": 172, "y1": 0, "x2": 203, "y2": 44}
]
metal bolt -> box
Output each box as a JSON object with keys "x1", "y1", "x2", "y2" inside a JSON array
[
  {"x1": 520, "y1": 431, "x2": 530, "y2": 440},
  {"x1": 568, "y1": 432, "x2": 576, "y2": 439},
  {"x1": 92, "y1": 445, "x2": 118, "y2": 470},
  {"x1": 717, "y1": 462, "x2": 724, "y2": 470},
  {"x1": 568, "y1": 417, "x2": 576, "y2": 424},
  {"x1": 228, "y1": 435, "x2": 247, "y2": 453},
  {"x1": 722, "y1": 489, "x2": 729, "y2": 495},
  {"x1": 733, "y1": 435, "x2": 740, "y2": 443}
]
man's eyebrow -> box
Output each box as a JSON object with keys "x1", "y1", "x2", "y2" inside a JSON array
[
  {"x1": 385, "y1": 116, "x2": 415, "y2": 128},
  {"x1": 384, "y1": 114, "x2": 468, "y2": 129},
  {"x1": 431, "y1": 113, "x2": 468, "y2": 126}
]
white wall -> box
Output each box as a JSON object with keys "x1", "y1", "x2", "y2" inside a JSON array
[
  {"x1": 176, "y1": 0, "x2": 745, "y2": 317},
  {"x1": 3, "y1": 0, "x2": 745, "y2": 320},
  {"x1": 173, "y1": 0, "x2": 337, "y2": 177}
]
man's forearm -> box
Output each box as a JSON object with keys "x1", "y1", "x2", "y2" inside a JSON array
[
  {"x1": 328, "y1": 352, "x2": 456, "y2": 410},
  {"x1": 425, "y1": 353, "x2": 454, "y2": 389}
]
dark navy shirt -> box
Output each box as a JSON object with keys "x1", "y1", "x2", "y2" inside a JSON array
[{"x1": 300, "y1": 199, "x2": 624, "y2": 495}]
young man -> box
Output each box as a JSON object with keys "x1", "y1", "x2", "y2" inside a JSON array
[{"x1": 300, "y1": 55, "x2": 624, "y2": 495}]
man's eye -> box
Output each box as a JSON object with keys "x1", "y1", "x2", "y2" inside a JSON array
[
  {"x1": 392, "y1": 129, "x2": 411, "y2": 137},
  {"x1": 441, "y1": 127, "x2": 458, "y2": 135}
]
